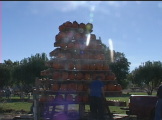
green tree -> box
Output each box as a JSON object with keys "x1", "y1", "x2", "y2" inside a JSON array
[{"x1": 130, "y1": 61, "x2": 162, "y2": 95}]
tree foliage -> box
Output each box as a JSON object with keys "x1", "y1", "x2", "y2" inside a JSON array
[{"x1": 130, "y1": 61, "x2": 162, "y2": 95}]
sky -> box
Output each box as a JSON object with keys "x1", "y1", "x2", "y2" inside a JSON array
[{"x1": 1, "y1": 1, "x2": 162, "y2": 72}]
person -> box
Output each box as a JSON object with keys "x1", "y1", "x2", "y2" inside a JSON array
[
  {"x1": 88, "y1": 76, "x2": 105, "y2": 120},
  {"x1": 154, "y1": 83, "x2": 162, "y2": 120}
]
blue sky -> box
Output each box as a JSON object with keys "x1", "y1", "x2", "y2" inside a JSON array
[{"x1": 1, "y1": 1, "x2": 162, "y2": 72}]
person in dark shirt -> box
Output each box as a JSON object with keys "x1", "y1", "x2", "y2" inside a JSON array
[
  {"x1": 88, "y1": 76, "x2": 105, "y2": 120},
  {"x1": 154, "y1": 83, "x2": 162, "y2": 120}
]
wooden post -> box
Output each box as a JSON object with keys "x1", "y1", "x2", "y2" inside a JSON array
[{"x1": 33, "y1": 77, "x2": 40, "y2": 120}]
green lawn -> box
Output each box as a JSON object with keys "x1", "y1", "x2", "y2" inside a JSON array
[{"x1": 0, "y1": 91, "x2": 157, "y2": 114}]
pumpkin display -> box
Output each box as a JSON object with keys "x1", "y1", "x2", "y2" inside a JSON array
[{"x1": 38, "y1": 21, "x2": 122, "y2": 117}]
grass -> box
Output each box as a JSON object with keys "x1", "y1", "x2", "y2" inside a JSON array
[{"x1": 0, "y1": 91, "x2": 157, "y2": 115}]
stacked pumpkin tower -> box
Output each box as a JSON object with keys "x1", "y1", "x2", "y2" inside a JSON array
[{"x1": 38, "y1": 21, "x2": 122, "y2": 119}]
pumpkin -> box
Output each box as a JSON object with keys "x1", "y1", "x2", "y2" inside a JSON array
[
  {"x1": 103, "y1": 85, "x2": 107, "y2": 91},
  {"x1": 48, "y1": 96, "x2": 55, "y2": 102},
  {"x1": 75, "y1": 72, "x2": 84, "y2": 80},
  {"x1": 60, "y1": 84, "x2": 67, "y2": 91},
  {"x1": 66, "y1": 94, "x2": 73, "y2": 102},
  {"x1": 77, "y1": 84, "x2": 83, "y2": 91},
  {"x1": 79, "y1": 23, "x2": 86, "y2": 29},
  {"x1": 59, "y1": 25, "x2": 65, "y2": 32},
  {"x1": 95, "y1": 63, "x2": 103, "y2": 70},
  {"x1": 51, "y1": 83, "x2": 59, "y2": 91},
  {"x1": 75, "y1": 95, "x2": 82, "y2": 102},
  {"x1": 67, "y1": 42, "x2": 74, "y2": 49},
  {"x1": 103, "y1": 64, "x2": 109, "y2": 70},
  {"x1": 55, "y1": 94, "x2": 64, "y2": 101},
  {"x1": 68, "y1": 73, "x2": 75, "y2": 80},
  {"x1": 53, "y1": 62, "x2": 61, "y2": 69},
  {"x1": 74, "y1": 33, "x2": 81, "y2": 40},
  {"x1": 68, "y1": 83, "x2": 77, "y2": 91},
  {"x1": 72, "y1": 21, "x2": 79, "y2": 28},
  {"x1": 82, "y1": 63, "x2": 89, "y2": 70},
  {"x1": 86, "y1": 23, "x2": 93, "y2": 31},
  {"x1": 84, "y1": 73, "x2": 91, "y2": 80},
  {"x1": 83, "y1": 84, "x2": 88, "y2": 91},
  {"x1": 89, "y1": 64, "x2": 95, "y2": 70},
  {"x1": 57, "y1": 53, "x2": 65, "y2": 58},
  {"x1": 39, "y1": 95, "x2": 47, "y2": 102},
  {"x1": 61, "y1": 72, "x2": 68, "y2": 80},
  {"x1": 53, "y1": 72, "x2": 61, "y2": 80},
  {"x1": 75, "y1": 63, "x2": 82, "y2": 70},
  {"x1": 65, "y1": 21, "x2": 72, "y2": 28},
  {"x1": 90, "y1": 34, "x2": 96, "y2": 40},
  {"x1": 115, "y1": 84, "x2": 122, "y2": 91},
  {"x1": 65, "y1": 53, "x2": 72, "y2": 59},
  {"x1": 82, "y1": 95, "x2": 89, "y2": 102},
  {"x1": 107, "y1": 84, "x2": 116, "y2": 91},
  {"x1": 60, "y1": 43, "x2": 67, "y2": 49},
  {"x1": 73, "y1": 54, "x2": 80, "y2": 59}
]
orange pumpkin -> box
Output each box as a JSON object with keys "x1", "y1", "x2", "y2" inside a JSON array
[
  {"x1": 61, "y1": 72, "x2": 68, "y2": 80},
  {"x1": 74, "y1": 33, "x2": 81, "y2": 40},
  {"x1": 39, "y1": 95, "x2": 47, "y2": 102},
  {"x1": 79, "y1": 23, "x2": 86, "y2": 29},
  {"x1": 51, "y1": 83, "x2": 59, "y2": 91},
  {"x1": 68, "y1": 73, "x2": 75, "y2": 80},
  {"x1": 72, "y1": 21, "x2": 79, "y2": 28},
  {"x1": 75, "y1": 95, "x2": 82, "y2": 102},
  {"x1": 60, "y1": 84, "x2": 67, "y2": 91},
  {"x1": 65, "y1": 21, "x2": 72, "y2": 28},
  {"x1": 66, "y1": 94, "x2": 73, "y2": 102},
  {"x1": 48, "y1": 96, "x2": 55, "y2": 102},
  {"x1": 53, "y1": 72, "x2": 61, "y2": 80},
  {"x1": 103, "y1": 64, "x2": 109, "y2": 70},
  {"x1": 77, "y1": 84, "x2": 84, "y2": 91},
  {"x1": 75, "y1": 72, "x2": 84, "y2": 80},
  {"x1": 115, "y1": 84, "x2": 122, "y2": 91},
  {"x1": 67, "y1": 83, "x2": 77, "y2": 91},
  {"x1": 84, "y1": 73, "x2": 91, "y2": 80},
  {"x1": 82, "y1": 96, "x2": 89, "y2": 102},
  {"x1": 67, "y1": 42, "x2": 74, "y2": 49},
  {"x1": 95, "y1": 63, "x2": 103, "y2": 70},
  {"x1": 89, "y1": 64, "x2": 95, "y2": 70},
  {"x1": 55, "y1": 94, "x2": 64, "y2": 101},
  {"x1": 59, "y1": 25, "x2": 65, "y2": 32},
  {"x1": 107, "y1": 84, "x2": 116, "y2": 91}
]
